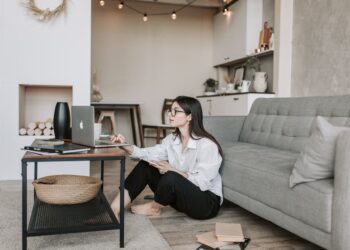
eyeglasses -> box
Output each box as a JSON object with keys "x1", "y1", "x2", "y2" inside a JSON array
[{"x1": 167, "y1": 108, "x2": 185, "y2": 117}]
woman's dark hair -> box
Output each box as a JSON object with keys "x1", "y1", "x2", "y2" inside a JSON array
[{"x1": 172, "y1": 96, "x2": 223, "y2": 157}]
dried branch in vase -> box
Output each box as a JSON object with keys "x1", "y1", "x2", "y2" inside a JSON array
[{"x1": 224, "y1": 75, "x2": 232, "y2": 84}]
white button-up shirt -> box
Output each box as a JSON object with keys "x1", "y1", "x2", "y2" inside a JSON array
[{"x1": 130, "y1": 134, "x2": 223, "y2": 204}]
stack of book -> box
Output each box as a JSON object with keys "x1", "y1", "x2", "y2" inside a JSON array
[
  {"x1": 23, "y1": 139, "x2": 90, "y2": 155},
  {"x1": 196, "y1": 223, "x2": 245, "y2": 249}
]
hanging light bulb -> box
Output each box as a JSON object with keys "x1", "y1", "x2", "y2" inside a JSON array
[
  {"x1": 171, "y1": 11, "x2": 177, "y2": 20},
  {"x1": 99, "y1": 0, "x2": 105, "y2": 7},
  {"x1": 118, "y1": 1, "x2": 124, "y2": 9},
  {"x1": 222, "y1": 7, "x2": 228, "y2": 15},
  {"x1": 143, "y1": 13, "x2": 148, "y2": 22}
]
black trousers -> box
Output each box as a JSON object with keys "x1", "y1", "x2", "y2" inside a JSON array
[{"x1": 124, "y1": 160, "x2": 221, "y2": 220}]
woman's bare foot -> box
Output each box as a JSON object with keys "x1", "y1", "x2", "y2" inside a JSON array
[
  {"x1": 110, "y1": 203, "x2": 120, "y2": 222},
  {"x1": 110, "y1": 190, "x2": 131, "y2": 222},
  {"x1": 131, "y1": 201, "x2": 162, "y2": 216}
]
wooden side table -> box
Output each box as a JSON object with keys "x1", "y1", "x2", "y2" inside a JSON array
[{"x1": 21, "y1": 144, "x2": 126, "y2": 250}]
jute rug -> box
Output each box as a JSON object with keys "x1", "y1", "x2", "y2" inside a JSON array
[{"x1": 0, "y1": 181, "x2": 171, "y2": 250}]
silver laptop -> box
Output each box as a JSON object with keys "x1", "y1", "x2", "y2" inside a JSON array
[{"x1": 72, "y1": 106, "x2": 129, "y2": 148}]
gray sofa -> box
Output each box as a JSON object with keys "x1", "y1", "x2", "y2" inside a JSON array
[{"x1": 203, "y1": 95, "x2": 350, "y2": 250}]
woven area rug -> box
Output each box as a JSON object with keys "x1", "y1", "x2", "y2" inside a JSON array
[{"x1": 0, "y1": 181, "x2": 171, "y2": 250}]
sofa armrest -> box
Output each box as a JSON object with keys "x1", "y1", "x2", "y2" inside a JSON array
[
  {"x1": 332, "y1": 130, "x2": 350, "y2": 250},
  {"x1": 203, "y1": 116, "x2": 246, "y2": 145}
]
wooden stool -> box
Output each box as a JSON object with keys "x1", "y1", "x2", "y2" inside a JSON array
[
  {"x1": 142, "y1": 98, "x2": 174, "y2": 145},
  {"x1": 97, "y1": 111, "x2": 117, "y2": 135}
]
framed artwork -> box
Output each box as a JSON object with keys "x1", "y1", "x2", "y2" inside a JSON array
[{"x1": 233, "y1": 67, "x2": 245, "y2": 89}]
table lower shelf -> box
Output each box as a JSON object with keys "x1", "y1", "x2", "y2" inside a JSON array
[{"x1": 28, "y1": 192, "x2": 119, "y2": 236}]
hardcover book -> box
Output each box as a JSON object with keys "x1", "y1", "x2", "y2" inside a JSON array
[
  {"x1": 196, "y1": 231, "x2": 231, "y2": 249},
  {"x1": 36, "y1": 139, "x2": 65, "y2": 145},
  {"x1": 215, "y1": 223, "x2": 244, "y2": 243}
]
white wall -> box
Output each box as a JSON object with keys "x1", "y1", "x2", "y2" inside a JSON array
[
  {"x1": 92, "y1": 1, "x2": 216, "y2": 142},
  {"x1": 0, "y1": 0, "x2": 91, "y2": 180}
]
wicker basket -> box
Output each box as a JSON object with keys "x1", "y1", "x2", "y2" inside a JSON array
[{"x1": 32, "y1": 175, "x2": 102, "y2": 205}]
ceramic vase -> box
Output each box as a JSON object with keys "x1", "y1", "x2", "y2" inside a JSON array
[
  {"x1": 53, "y1": 102, "x2": 71, "y2": 139},
  {"x1": 253, "y1": 72, "x2": 268, "y2": 92}
]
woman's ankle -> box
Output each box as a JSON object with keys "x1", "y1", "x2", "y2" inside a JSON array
[
  {"x1": 151, "y1": 201, "x2": 164, "y2": 211},
  {"x1": 131, "y1": 202, "x2": 162, "y2": 216}
]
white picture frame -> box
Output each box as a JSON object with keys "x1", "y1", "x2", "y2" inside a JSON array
[{"x1": 233, "y1": 67, "x2": 245, "y2": 89}]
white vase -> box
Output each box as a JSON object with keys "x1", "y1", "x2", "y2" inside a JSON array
[{"x1": 253, "y1": 72, "x2": 267, "y2": 92}]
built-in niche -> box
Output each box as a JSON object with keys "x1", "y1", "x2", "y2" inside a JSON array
[{"x1": 19, "y1": 84, "x2": 73, "y2": 136}]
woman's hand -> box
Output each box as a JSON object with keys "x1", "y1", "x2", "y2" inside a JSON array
[
  {"x1": 149, "y1": 161, "x2": 175, "y2": 174},
  {"x1": 110, "y1": 134, "x2": 134, "y2": 154},
  {"x1": 110, "y1": 134, "x2": 126, "y2": 144},
  {"x1": 150, "y1": 161, "x2": 188, "y2": 178}
]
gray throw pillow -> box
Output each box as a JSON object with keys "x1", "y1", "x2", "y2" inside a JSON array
[{"x1": 289, "y1": 116, "x2": 350, "y2": 188}]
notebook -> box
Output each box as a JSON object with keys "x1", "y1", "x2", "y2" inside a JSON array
[
  {"x1": 215, "y1": 223, "x2": 244, "y2": 242},
  {"x1": 196, "y1": 231, "x2": 230, "y2": 249}
]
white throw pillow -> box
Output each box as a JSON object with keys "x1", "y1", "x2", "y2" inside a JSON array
[{"x1": 289, "y1": 116, "x2": 350, "y2": 188}]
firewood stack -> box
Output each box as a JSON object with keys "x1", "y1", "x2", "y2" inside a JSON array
[{"x1": 19, "y1": 119, "x2": 55, "y2": 136}]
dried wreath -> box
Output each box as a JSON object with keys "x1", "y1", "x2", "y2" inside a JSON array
[{"x1": 24, "y1": 0, "x2": 66, "y2": 21}]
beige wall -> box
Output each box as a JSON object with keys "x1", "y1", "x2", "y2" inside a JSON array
[
  {"x1": 291, "y1": 0, "x2": 350, "y2": 97},
  {"x1": 92, "y1": 1, "x2": 215, "y2": 142}
]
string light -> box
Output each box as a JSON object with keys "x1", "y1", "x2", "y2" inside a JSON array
[
  {"x1": 222, "y1": 0, "x2": 239, "y2": 16},
  {"x1": 98, "y1": 0, "x2": 200, "y2": 22},
  {"x1": 143, "y1": 13, "x2": 148, "y2": 22}
]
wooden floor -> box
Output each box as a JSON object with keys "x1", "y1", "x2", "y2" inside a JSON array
[{"x1": 91, "y1": 159, "x2": 324, "y2": 250}]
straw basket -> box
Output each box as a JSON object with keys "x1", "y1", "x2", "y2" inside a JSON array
[{"x1": 32, "y1": 175, "x2": 102, "y2": 205}]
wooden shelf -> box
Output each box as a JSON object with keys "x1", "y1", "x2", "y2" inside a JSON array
[
  {"x1": 214, "y1": 50, "x2": 274, "y2": 67},
  {"x1": 197, "y1": 92, "x2": 275, "y2": 98}
]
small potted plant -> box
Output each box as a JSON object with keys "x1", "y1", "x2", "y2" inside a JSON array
[
  {"x1": 244, "y1": 56, "x2": 267, "y2": 93},
  {"x1": 244, "y1": 56, "x2": 261, "y2": 73},
  {"x1": 203, "y1": 78, "x2": 218, "y2": 94}
]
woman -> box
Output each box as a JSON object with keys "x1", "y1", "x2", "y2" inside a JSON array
[{"x1": 110, "y1": 96, "x2": 223, "y2": 220}]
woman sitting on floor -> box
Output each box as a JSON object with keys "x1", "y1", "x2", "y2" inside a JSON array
[{"x1": 110, "y1": 96, "x2": 223, "y2": 220}]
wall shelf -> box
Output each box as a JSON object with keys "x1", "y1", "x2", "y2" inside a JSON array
[{"x1": 214, "y1": 50, "x2": 273, "y2": 67}]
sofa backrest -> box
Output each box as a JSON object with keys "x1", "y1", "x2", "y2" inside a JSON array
[{"x1": 239, "y1": 95, "x2": 350, "y2": 152}]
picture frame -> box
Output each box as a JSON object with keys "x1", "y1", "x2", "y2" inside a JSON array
[{"x1": 233, "y1": 67, "x2": 245, "y2": 89}]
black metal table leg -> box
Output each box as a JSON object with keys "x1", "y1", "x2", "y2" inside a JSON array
[
  {"x1": 120, "y1": 158, "x2": 125, "y2": 248},
  {"x1": 100, "y1": 160, "x2": 104, "y2": 192},
  {"x1": 34, "y1": 162, "x2": 37, "y2": 198},
  {"x1": 22, "y1": 161, "x2": 27, "y2": 250},
  {"x1": 130, "y1": 108, "x2": 137, "y2": 145},
  {"x1": 34, "y1": 162, "x2": 37, "y2": 180}
]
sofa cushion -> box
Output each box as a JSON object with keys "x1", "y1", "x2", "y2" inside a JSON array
[
  {"x1": 239, "y1": 96, "x2": 350, "y2": 153},
  {"x1": 290, "y1": 116, "x2": 350, "y2": 187},
  {"x1": 222, "y1": 142, "x2": 333, "y2": 233}
]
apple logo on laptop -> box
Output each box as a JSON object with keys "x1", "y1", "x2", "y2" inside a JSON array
[{"x1": 79, "y1": 120, "x2": 84, "y2": 130}]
